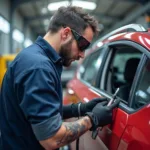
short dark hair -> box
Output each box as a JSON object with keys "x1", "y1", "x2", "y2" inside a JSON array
[{"x1": 47, "y1": 6, "x2": 99, "y2": 35}]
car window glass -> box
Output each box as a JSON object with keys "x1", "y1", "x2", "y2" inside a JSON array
[
  {"x1": 132, "y1": 58, "x2": 150, "y2": 109},
  {"x1": 80, "y1": 50, "x2": 101, "y2": 86},
  {"x1": 113, "y1": 53, "x2": 141, "y2": 84},
  {"x1": 102, "y1": 47, "x2": 142, "y2": 104}
]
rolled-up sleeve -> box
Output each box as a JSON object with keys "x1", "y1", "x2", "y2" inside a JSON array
[
  {"x1": 31, "y1": 113, "x2": 62, "y2": 140},
  {"x1": 15, "y1": 68, "x2": 62, "y2": 140}
]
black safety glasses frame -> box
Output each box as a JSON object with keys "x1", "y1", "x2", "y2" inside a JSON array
[{"x1": 71, "y1": 29, "x2": 91, "y2": 52}]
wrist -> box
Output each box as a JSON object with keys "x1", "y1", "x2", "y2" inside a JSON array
[
  {"x1": 71, "y1": 103, "x2": 81, "y2": 118},
  {"x1": 85, "y1": 112, "x2": 97, "y2": 131},
  {"x1": 83, "y1": 116, "x2": 93, "y2": 130}
]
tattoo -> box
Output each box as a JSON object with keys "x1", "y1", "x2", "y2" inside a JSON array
[{"x1": 56, "y1": 117, "x2": 89, "y2": 146}]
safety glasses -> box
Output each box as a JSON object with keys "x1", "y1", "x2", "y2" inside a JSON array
[{"x1": 71, "y1": 29, "x2": 90, "y2": 52}]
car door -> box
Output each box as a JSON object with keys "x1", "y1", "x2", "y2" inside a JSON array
[
  {"x1": 65, "y1": 44, "x2": 133, "y2": 150},
  {"x1": 95, "y1": 41, "x2": 150, "y2": 150},
  {"x1": 64, "y1": 46, "x2": 110, "y2": 150},
  {"x1": 64, "y1": 41, "x2": 150, "y2": 150},
  {"x1": 76, "y1": 43, "x2": 143, "y2": 150},
  {"x1": 117, "y1": 55, "x2": 150, "y2": 150}
]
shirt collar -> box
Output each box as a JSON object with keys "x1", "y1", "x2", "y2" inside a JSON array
[{"x1": 35, "y1": 36, "x2": 62, "y2": 64}]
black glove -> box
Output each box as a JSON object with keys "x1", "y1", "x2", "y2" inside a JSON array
[
  {"x1": 86, "y1": 99, "x2": 120, "y2": 130},
  {"x1": 80, "y1": 98, "x2": 108, "y2": 116},
  {"x1": 63, "y1": 98, "x2": 107, "y2": 119}
]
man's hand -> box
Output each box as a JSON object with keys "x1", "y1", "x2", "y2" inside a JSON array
[
  {"x1": 86, "y1": 99, "x2": 120, "y2": 130},
  {"x1": 80, "y1": 98, "x2": 108, "y2": 116},
  {"x1": 63, "y1": 97, "x2": 109, "y2": 119}
]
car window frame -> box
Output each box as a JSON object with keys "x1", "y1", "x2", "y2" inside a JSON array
[
  {"x1": 99, "y1": 45, "x2": 143, "y2": 103},
  {"x1": 101, "y1": 40, "x2": 150, "y2": 114},
  {"x1": 77, "y1": 39, "x2": 150, "y2": 114},
  {"x1": 87, "y1": 40, "x2": 149, "y2": 114},
  {"x1": 129, "y1": 54, "x2": 150, "y2": 108}
]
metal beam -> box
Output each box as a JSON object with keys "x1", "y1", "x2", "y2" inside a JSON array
[
  {"x1": 12, "y1": 0, "x2": 42, "y2": 9},
  {"x1": 101, "y1": 1, "x2": 150, "y2": 36},
  {"x1": 9, "y1": 0, "x2": 15, "y2": 53},
  {"x1": 124, "y1": 0, "x2": 149, "y2": 4},
  {"x1": 12, "y1": 0, "x2": 150, "y2": 9},
  {"x1": 22, "y1": 18, "x2": 28, "y2": 48}
]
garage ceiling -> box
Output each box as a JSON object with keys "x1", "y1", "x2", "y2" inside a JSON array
[{"x1": 14, "y1": 0, "x2": 149, "y2": 37}]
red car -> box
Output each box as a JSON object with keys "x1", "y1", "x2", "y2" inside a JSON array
[{"x1": 63, "y1": 24, "x2": 150, "y2": 150}]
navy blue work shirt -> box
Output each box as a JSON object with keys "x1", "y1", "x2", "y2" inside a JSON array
[{"x1": 0, "y1": 36, "x2": 63, "y2": 150}]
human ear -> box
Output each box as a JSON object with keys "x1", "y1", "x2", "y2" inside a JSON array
[{"x1": 61, "y1": 27, "x2": 71, "y2": 41}]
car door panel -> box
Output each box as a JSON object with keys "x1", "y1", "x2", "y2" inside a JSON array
[
  {"x1": 64, "y1": 79, "x2": 109, "y2": 150},
  {"x1": 117, "y1": 57, "x2": 150, "y2": 150},
  {"x1": 96, "y1": 108, "x2": 128, "y2": 150},
  {"x1": 64, "y1": 76, "x2": 150, "y2": 150},
  {"x1": 118, "y1": 106, "x2": 150, "y2": 150},
  {"x1": 64, "y1": 78, "x2": 129, "y2": 150},
  {"x1": 64, "y1": 78, "x2": 103, "y2": 105}
]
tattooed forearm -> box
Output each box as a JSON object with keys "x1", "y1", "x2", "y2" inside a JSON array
[
  {"x1": 39, "y1": 116, "x2": 92, "y2": 150},
  {"x1": 56, "y1": 116, "x2": 90, "y2": 146}
]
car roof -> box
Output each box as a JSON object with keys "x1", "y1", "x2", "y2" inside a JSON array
[{"x1": 92, "y1": 24, "x2": 150, "y2": 51}]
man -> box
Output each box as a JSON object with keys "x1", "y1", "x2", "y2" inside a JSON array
[{"x1": 0, "y1": 6, "x2": 120, "y2": 150}]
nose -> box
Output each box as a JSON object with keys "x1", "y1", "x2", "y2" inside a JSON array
[{"x1": 79, "y1": 51, "x2": 85, "y2": 59}]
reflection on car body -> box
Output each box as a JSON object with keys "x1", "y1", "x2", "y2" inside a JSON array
[{"x1": 63, "y1": 24, "x2": 150, "y2": 150}]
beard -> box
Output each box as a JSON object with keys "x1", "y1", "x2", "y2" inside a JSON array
[{"x1": 59, "y1": 38, "x2": 74, "y2": 67}]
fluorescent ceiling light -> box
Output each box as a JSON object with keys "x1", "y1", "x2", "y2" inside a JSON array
[
  {"x1": 13, "y1": 29, "x2": 24, "y2": 43},
  {"x1": 48, "y1": 1, "x2": 96, "y2": 11},
  {"x1": 48, "y1": 1, "x2": 69, "y2": 11},
  {"x1": 72, "y1": 1, "x2": 96, "y2": 10},
  {"x1": 0, "y1": 16, "x2": 10, "y2": 34}
]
